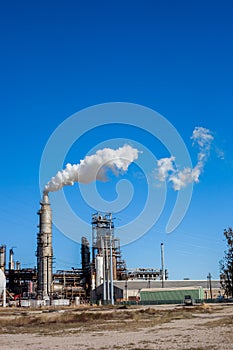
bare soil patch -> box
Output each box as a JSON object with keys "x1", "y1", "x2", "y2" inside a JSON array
[{"x1": 0, "y1": 303, "x2": 232, "y2": 349}]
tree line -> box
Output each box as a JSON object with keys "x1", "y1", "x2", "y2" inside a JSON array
[{"x1": 220, "y1": 227, "x2": 233, "y2": 298}]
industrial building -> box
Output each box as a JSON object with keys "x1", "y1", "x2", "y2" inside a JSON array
[
  {"x1": 0, "y1": 192, "x2": 222, "y2": 306},
  {"x1": 140, "y1": 287, "x2": 204, "y2": 304},
  {"x1": 92, "y1": 280, "x2": 221, "y2": 303},
  {"x1": 0, "y1": 193, "x2": 129, "y2": 305}
]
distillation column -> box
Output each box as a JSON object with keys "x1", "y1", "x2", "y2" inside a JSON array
[
  {"x1": 36, "y1": 193, "x2": 53, "y2": 299},
  {"x1": 92, "y1": 213, "x2": 115, "y2": 304}
]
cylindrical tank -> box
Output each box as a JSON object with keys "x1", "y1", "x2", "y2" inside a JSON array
[
  {"x1": 75, "y1": 296, "x2": 80, "y2": 305},
  {"x1": 0, "y1": 245, "x2": 6, "y2": 271},
  {"x1": 53, "y1": 284, "x2": 63, "y2": 292},
  {"x1": 28, "y1": 281, "x2": 34, "y2": 294},
  {"x1": 9, "y1": 248, "x2": 14, "y2": 270},
  {"x1": 91, "y1": 274, "x2": 95, "y2": 290},
  {"x1": 96, "y1": 255, "x2": 103, "y2": 287},
  {"x1": 16, "y1": 261, "x2": 21, "y2": 270},
  {"x1": 0, "y1": 269, "x2": 6, "y2": 307}
]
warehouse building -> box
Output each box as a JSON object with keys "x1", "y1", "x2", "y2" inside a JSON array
[
  {"x1": 92, "y1": 279, "x2": 221, "y2": 303},
  {"x1": 140, "y1": 286, "x2": 204, "y2": 304}
]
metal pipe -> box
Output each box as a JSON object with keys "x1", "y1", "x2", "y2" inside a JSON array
[
  {"x1": 110, "y1": 235, "x2": 114, "y2": 305},
  {"x1": 3, "y1": 285, "x2": 6, "y2": 307},
  {"x1": 101, "y1": 237, "x2": 106, "y2": 302},
  {"x1": 105, "y1": 238, "x2": 110, "y2": 302},
  {"x1": 109, "y1": 214, "x2": 114, "y2": 305}
]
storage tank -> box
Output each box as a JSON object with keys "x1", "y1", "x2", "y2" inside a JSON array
[
  {"x1": 0, "y1": 245, "x2": 6, "y2": 271},
  {"x1": 96, "y1": 255, "x2": 103, "y2": 287},
  {"x1": 16, "y1": 261, "x2": 21, "y2": 270},
  {"x1": 0, "y1": 269, "x2": 6, "y2": 307},
  {"x1": 75, "y1": 296, "x2": 80, "y2": 305}
]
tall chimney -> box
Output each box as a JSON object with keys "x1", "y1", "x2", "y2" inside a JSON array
[
  {"x1": 36, "y1": 192, "x2": 53, "y2": 300},
  {"x1": 9, "y1": 248, "x2": 14, "y2": 270}
]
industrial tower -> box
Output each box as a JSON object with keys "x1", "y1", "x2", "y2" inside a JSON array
[
  {"x1": 91, "y1": 213, "x2": 127, "y2": 303},
  {"x1": 36, "y1": 193, "x2": 53, "y2": 300}
]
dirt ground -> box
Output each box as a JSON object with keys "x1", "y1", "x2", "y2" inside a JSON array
[{"x1": 0, "y1": 303, "x2": 233, "y2": 350}]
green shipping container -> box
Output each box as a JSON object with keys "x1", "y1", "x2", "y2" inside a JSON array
[{"x1": 140, "y1": 287, "x2": 204, "y2": 304}]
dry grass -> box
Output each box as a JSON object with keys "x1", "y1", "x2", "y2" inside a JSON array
[
  {"x1": 201, "y1": 315, "x2": 233, "y2": 327},
  {"x1": 0, "y1": 304, "x2": 216, "y2": 335},
  {"x1": 1, "y1": 304, "x2": 233, "y2": 350}
]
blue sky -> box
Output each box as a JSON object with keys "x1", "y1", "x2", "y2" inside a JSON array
[{"x1": 1, "y1": 1, "x2": 233, "y2": 280}]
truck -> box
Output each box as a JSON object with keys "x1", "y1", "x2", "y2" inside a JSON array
[{"x1": 184, "y1": 295, "x2": 193, "y2": 306}]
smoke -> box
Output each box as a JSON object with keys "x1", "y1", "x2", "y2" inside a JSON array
[
  {"x1": 191, "y1": 126, "x2": 213, "y2": 149},
  {"x1": 44, "y1": 144, "x2": 139, "y2": 194},
  {"x1": 157, "y1": 156, "x2": 176, "y2": 181},
  {"x1": 156, "y1": 126, "x2": 214, "y2": 190}
]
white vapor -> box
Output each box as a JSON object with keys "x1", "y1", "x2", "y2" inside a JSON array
[
  {"x1": 156, "y1": 126, "x2": 214, "y2": 190},
  {"x1": 44, "y1": 144, "x2": 139, "y2": 193},
  {"x1": 157, "y1": 156, "x2": 176, "y2": 181}
]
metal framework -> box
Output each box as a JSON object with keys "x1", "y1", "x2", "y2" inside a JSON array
[{"x1": 91, "y1": 213, "x2": 115, "y2": 304}]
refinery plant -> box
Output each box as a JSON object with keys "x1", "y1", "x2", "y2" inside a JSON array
[{"x1": 0, "y1": 192, "x2": 221, "y2": 307}]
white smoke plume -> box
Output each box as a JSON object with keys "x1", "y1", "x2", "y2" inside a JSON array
[
  {"x1": 156, "y1": 126, "x2": 214, "y2": 190},
  {"x1": 157, "y1": 156, "x2": 176, "y2": 181},
  {"x1": 44, "y1": 144, "x2": 139, "y2": 194}
]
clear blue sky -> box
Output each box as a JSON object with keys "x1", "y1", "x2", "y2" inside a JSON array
[{"x1": 1, "y1": 0, "x2": 233, "y2": 280}]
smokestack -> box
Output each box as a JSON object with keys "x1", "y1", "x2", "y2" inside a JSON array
[
  {"x1": 36, "y1": 192, "x2": 53, "y2": 300},
  {"x1": 9, "y1": 248, "x2": 14, "y2": 271}
]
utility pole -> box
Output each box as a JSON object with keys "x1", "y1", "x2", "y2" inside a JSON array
[
  {"x1": 161, "y1": 243, "x2": 165, "y2": 288},
  {"x1": 207, "y1": 273, "x2": 213, "y2": 299}
]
